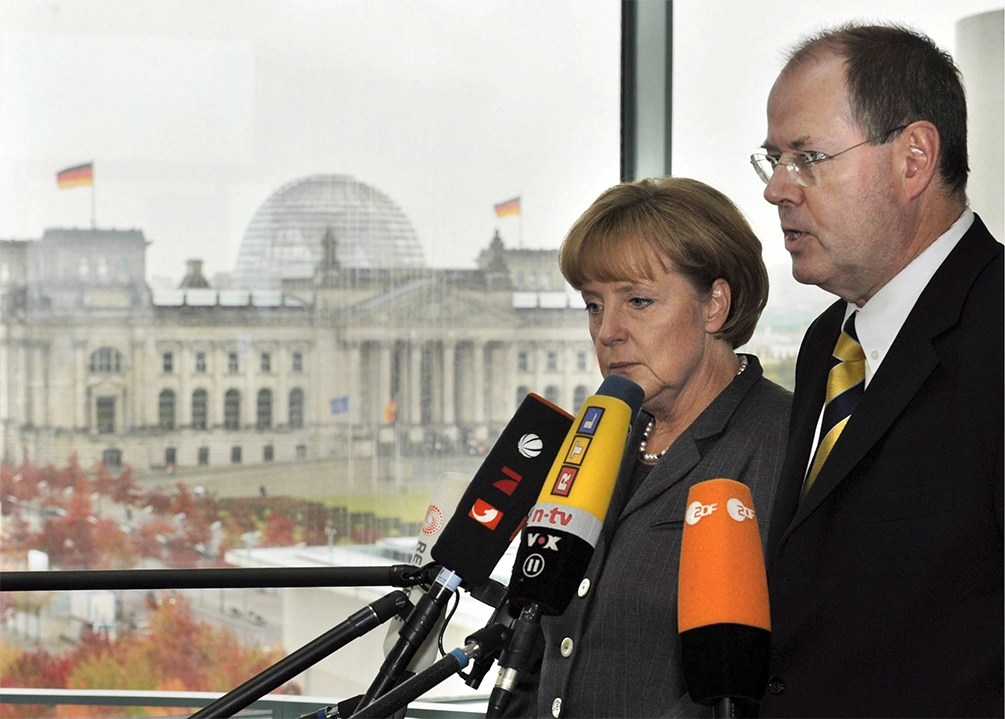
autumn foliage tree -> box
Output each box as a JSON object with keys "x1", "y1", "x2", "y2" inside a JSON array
[{"x1": 0, "y1": 596, "x2": 287, "y2": 718}]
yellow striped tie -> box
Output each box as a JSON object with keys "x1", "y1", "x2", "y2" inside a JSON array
[{"x1": 802, "y1": 312, "x2": 865, "y2": 500}]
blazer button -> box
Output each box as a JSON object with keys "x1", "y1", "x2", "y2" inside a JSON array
[
  {"x1": 768, "y1": 676, "x2": 785, "y2": 694},
  {"x1": 560, "y1": 637, "x2": 574, "y2": 657},
  {"x1": 577, "y1": 578, "x2": 591, "y2": 597},
  {"x1": 551, "y1": 697, "x2": 562, "y2": 717}
]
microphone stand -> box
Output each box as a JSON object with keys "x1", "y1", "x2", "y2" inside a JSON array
[
  {"x1": 349, "y1": 623, "x2": 511, "y2": 719},
  {"x1": 485, "y1": 603, "x2": 541, "y2": 718},
  {"x1": 190, "y1": 591, "x2": 412, "y2": 719},
  {"x1": 0, "y1": 565, "x2": 433, "y2": 592}
]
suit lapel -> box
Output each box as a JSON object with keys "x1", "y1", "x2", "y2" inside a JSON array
[
  {"x1": 765, "y1": 303, "x2": 841, "y2": 561},
  {"x1": 787, "y1": 217, "x2": 1001, "y2": 528}
]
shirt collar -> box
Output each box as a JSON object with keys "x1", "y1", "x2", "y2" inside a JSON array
[{"x1": 847, "y1": 208, "x2": 973, "y2": 385}]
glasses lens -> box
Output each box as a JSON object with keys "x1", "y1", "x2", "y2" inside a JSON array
[{"x1": 751, "y1": 155, "x2": 772, "y2": 184}]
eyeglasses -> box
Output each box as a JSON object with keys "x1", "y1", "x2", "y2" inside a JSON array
[{"x1": 750, "y1": 125, "x2": 907, "y2": 187}]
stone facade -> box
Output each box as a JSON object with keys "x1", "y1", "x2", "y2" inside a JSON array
[{"x1": 0, "y1": 228, "x2": 601, "y2": 476}]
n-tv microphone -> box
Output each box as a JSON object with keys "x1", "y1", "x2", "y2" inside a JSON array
[
  {"x1": 678, "y1": 478, "x2": 770, "y2": 718},
  {"x1": 486, "y1": 374, "x2": 643, "y2": 717},
  {"x1": 357, "y1": 392, "x2": 574, "y2": 710}
]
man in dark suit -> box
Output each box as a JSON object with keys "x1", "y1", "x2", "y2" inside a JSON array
[{"x1": 750, "y1": 24, "x2": 1003, "y2": 717}]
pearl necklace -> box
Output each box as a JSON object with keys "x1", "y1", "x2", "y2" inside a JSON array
[{"x1": 638, "y1": 355, "x2": 748, "y2": 463}]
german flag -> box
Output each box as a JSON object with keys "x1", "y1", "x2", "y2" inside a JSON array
[
  {"x1": 57, "y1": 162, "x2": 94, "y2": 189},
  {"x1": 494, "y1": 196, "x2": 521, "y2": 218}
]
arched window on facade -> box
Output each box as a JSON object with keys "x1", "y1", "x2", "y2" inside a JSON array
[
  {"x1": 158, "y1": 389, "x2": 175, "y2": 430},
  {"x1": 89, "y1": 347, "x2": 122, "y2": 373},
  {"x1": 573, "y1": 385, "x2": 589, "y2": 412},
  {"x1": 544, "y1": 385, "x2": 560, "y2": 406},
  {"x1": 289, "y1": 388, "x2": 304, "y2": 429},
  {"x1": 257, "y1": 389, "x2": 272, "y2": 429},
  {"x1": 191, "y1": 389, "x2": 208, "y2": 430},
  {"x1": 224, "y1": 389, "x2": 241, "y2": 430}
]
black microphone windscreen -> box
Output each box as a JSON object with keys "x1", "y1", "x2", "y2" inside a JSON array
[{"x1": 431, "y1": 393, "x2": 574, "y2": 588}]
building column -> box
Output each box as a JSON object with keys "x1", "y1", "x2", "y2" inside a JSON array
[
  {"x1": 409, "y1": 340, "x2": 422, "y2": 430},
  {"x1": 473, "y1": 340, "x2": 486, "y2": 427},
  {"x1": 442, "y1": 340, "x2": 456, "y2": 437}
]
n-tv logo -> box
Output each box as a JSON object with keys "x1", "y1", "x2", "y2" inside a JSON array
[{"x1": 469, "y1": 498, "x2": 503, "y2": 530}]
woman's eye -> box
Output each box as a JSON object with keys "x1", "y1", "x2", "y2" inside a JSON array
[
  {"x1": 584, "y1": 302, "x2": 601, "y2": 314},
  {"x1": 629, "y1": 297, "x2": 653, "y2": 309}
]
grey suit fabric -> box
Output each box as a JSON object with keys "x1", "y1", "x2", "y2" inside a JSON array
[
  {"x1": 760, "y1": 215, "x2": 1004, "y2": 717},
  {"x1": 526, "y1": 354, "x2": 791, "y2": 718}
]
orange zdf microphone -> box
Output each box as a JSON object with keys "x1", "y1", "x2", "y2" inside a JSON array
[{"x1": 678, "y1": 478, "x2": 770, "y2": 714}]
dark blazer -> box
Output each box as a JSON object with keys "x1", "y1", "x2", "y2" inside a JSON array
[
  {"x1": 761, "y1": 215, "x2": 1004, "y2": 718},
  {"x1": 529, "y1": 355, "x2": 791, "y2": 718}
]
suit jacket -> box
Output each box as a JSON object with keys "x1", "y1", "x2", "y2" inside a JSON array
[
  {"x1": 529, "y1": 355, "x2": 791, "y2": 718},
  {"x1": 760, "y1": 215, "x2": 1004, "y2": 718}
]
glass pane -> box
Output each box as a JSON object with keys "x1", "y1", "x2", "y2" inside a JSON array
[{"x1": 0, "y1": 0, "x2": 619, "y2": 704}]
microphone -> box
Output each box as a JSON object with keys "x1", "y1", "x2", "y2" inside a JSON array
[
  {"x1": 507, "y1": 374, "x2": 644, "y2": 614},
  {"x1": 487, "y1": 374, "x2": 644, "y2": 717},
  {"x1": 380, "y1": 472, "x2": 470, "y2": 670},
  {"x1": 678, "y1": 478, "x2": 770, "y2": 717},
  {"x1": 357, "y1": 393, "x2": 574, "y2": 709}
]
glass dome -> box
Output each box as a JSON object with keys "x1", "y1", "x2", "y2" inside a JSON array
[{"x1": 234, "y1": 174, "x2": 425, "y2": 289}]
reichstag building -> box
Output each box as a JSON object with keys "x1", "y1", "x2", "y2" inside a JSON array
[{"x1": 0, "y1": 175, "x2": 600, "y2": 478}]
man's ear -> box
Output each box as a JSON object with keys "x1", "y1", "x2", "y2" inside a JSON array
[
  {"x1": 902, "y1": 121, "x2": 940, "y2": 200},
  {"x1": 705, "y1": 278, "x2": 731, "y2": 334}
]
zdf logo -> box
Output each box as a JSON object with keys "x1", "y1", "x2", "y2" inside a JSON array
[
  {"x1": 727, "y1": 497, "x2": 756, "y2": 522},
  {"x1": 685, "y1": 501, "x2": 717, "y2": 525}
]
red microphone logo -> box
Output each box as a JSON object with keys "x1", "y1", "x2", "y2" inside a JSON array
[{"x1": 469, "y1": 498, "x2": 503, "y2": 529}]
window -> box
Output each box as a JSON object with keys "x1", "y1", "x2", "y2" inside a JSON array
[
  {"x1": 295, "y1": 444, "x2": 307, "y2": 460},
  {"x1": 228, "y1": 352, "x2": 239, "y2": 373},
  {"x1": 577, "y1": 352, "x2": 588, "y2": 372},
  {"x1": 97, "y1": 257, "x2": 109, "y2": 279},
  {"x1": 515, "y1": 385, "x2": 529, "y2": 407},
  {"x1": 517, "y1": 351, "x2": 529, "y2": 372},
  {"x1": 165, "y1": 447, "x2": 176, "y2": 466},
  {"x1": 257, "y1": 389, "x2": 273, "y2": 428},
  {"x1": 78, "y1": 257, "x2": 89, "y2": 277},
  {"x1": 158, "y1": 389, "x2": 176, "y2": 430},
  {"x1": 289, "y1": 388, "x2": 304, "y2": 429},
  {"x1": 162, "y1": 352, "x2": 173, "y2": 373},
  {"x1": 292, "y1": 352, "x2": 303, "y2": 372},
  {"x1": 96, "y1": 397, "x2": 115, "y2": 433},
  {"x1": 89, "y1": 347, "x2": 122, "y2": 373},
  {"x1": 195, "y1": 352, "x2": 206, "y2": 373},
  {"x1": 224, "y1": 389, "x2": 240, "y2": 430},
  {"x1": 191, "y1": 389, "x2": 208, "y2": 430},
  {"x1": 197, "y1": 447, "x2": 209, "y2": 465},
  {"x1": 102, "y1": 449, "x2": 121, "y2": 468},
  {"x1": 231, "y1": 446, "x2": 242, "y2": 464},
  {"x1": 263, "y1": 445, "x2": 274, "y2": 461},
  {"x1": 573, "y1": 385, "x2": 589, "y2": 411},
  {"x1": 261, "y1": 352, "x2": 271, "y2": 372},
  {"x1": 547, "y1": 352, "x2": 558, "y2": 372},
  {"x1": 544, "y1": 385, "x2": 560, "y2": 405}
]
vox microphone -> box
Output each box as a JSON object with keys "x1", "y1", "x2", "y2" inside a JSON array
[
  {"x1": 486, "y1": 374, "x2": 643, "y2": 718},
  {"x1": 678, "y1": 478, "x2": 770, "y2": 717},
  {"x1": 507, "y1": 374, "x2": 644, "y2": 614},
  {"x1": 358, "y1": 393, "x2": 574, "y2": 710}
]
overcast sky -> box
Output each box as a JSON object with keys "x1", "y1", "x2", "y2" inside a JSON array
[{"x1": 1, "y1": 0, "x2": 1001, "y2": 294}]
